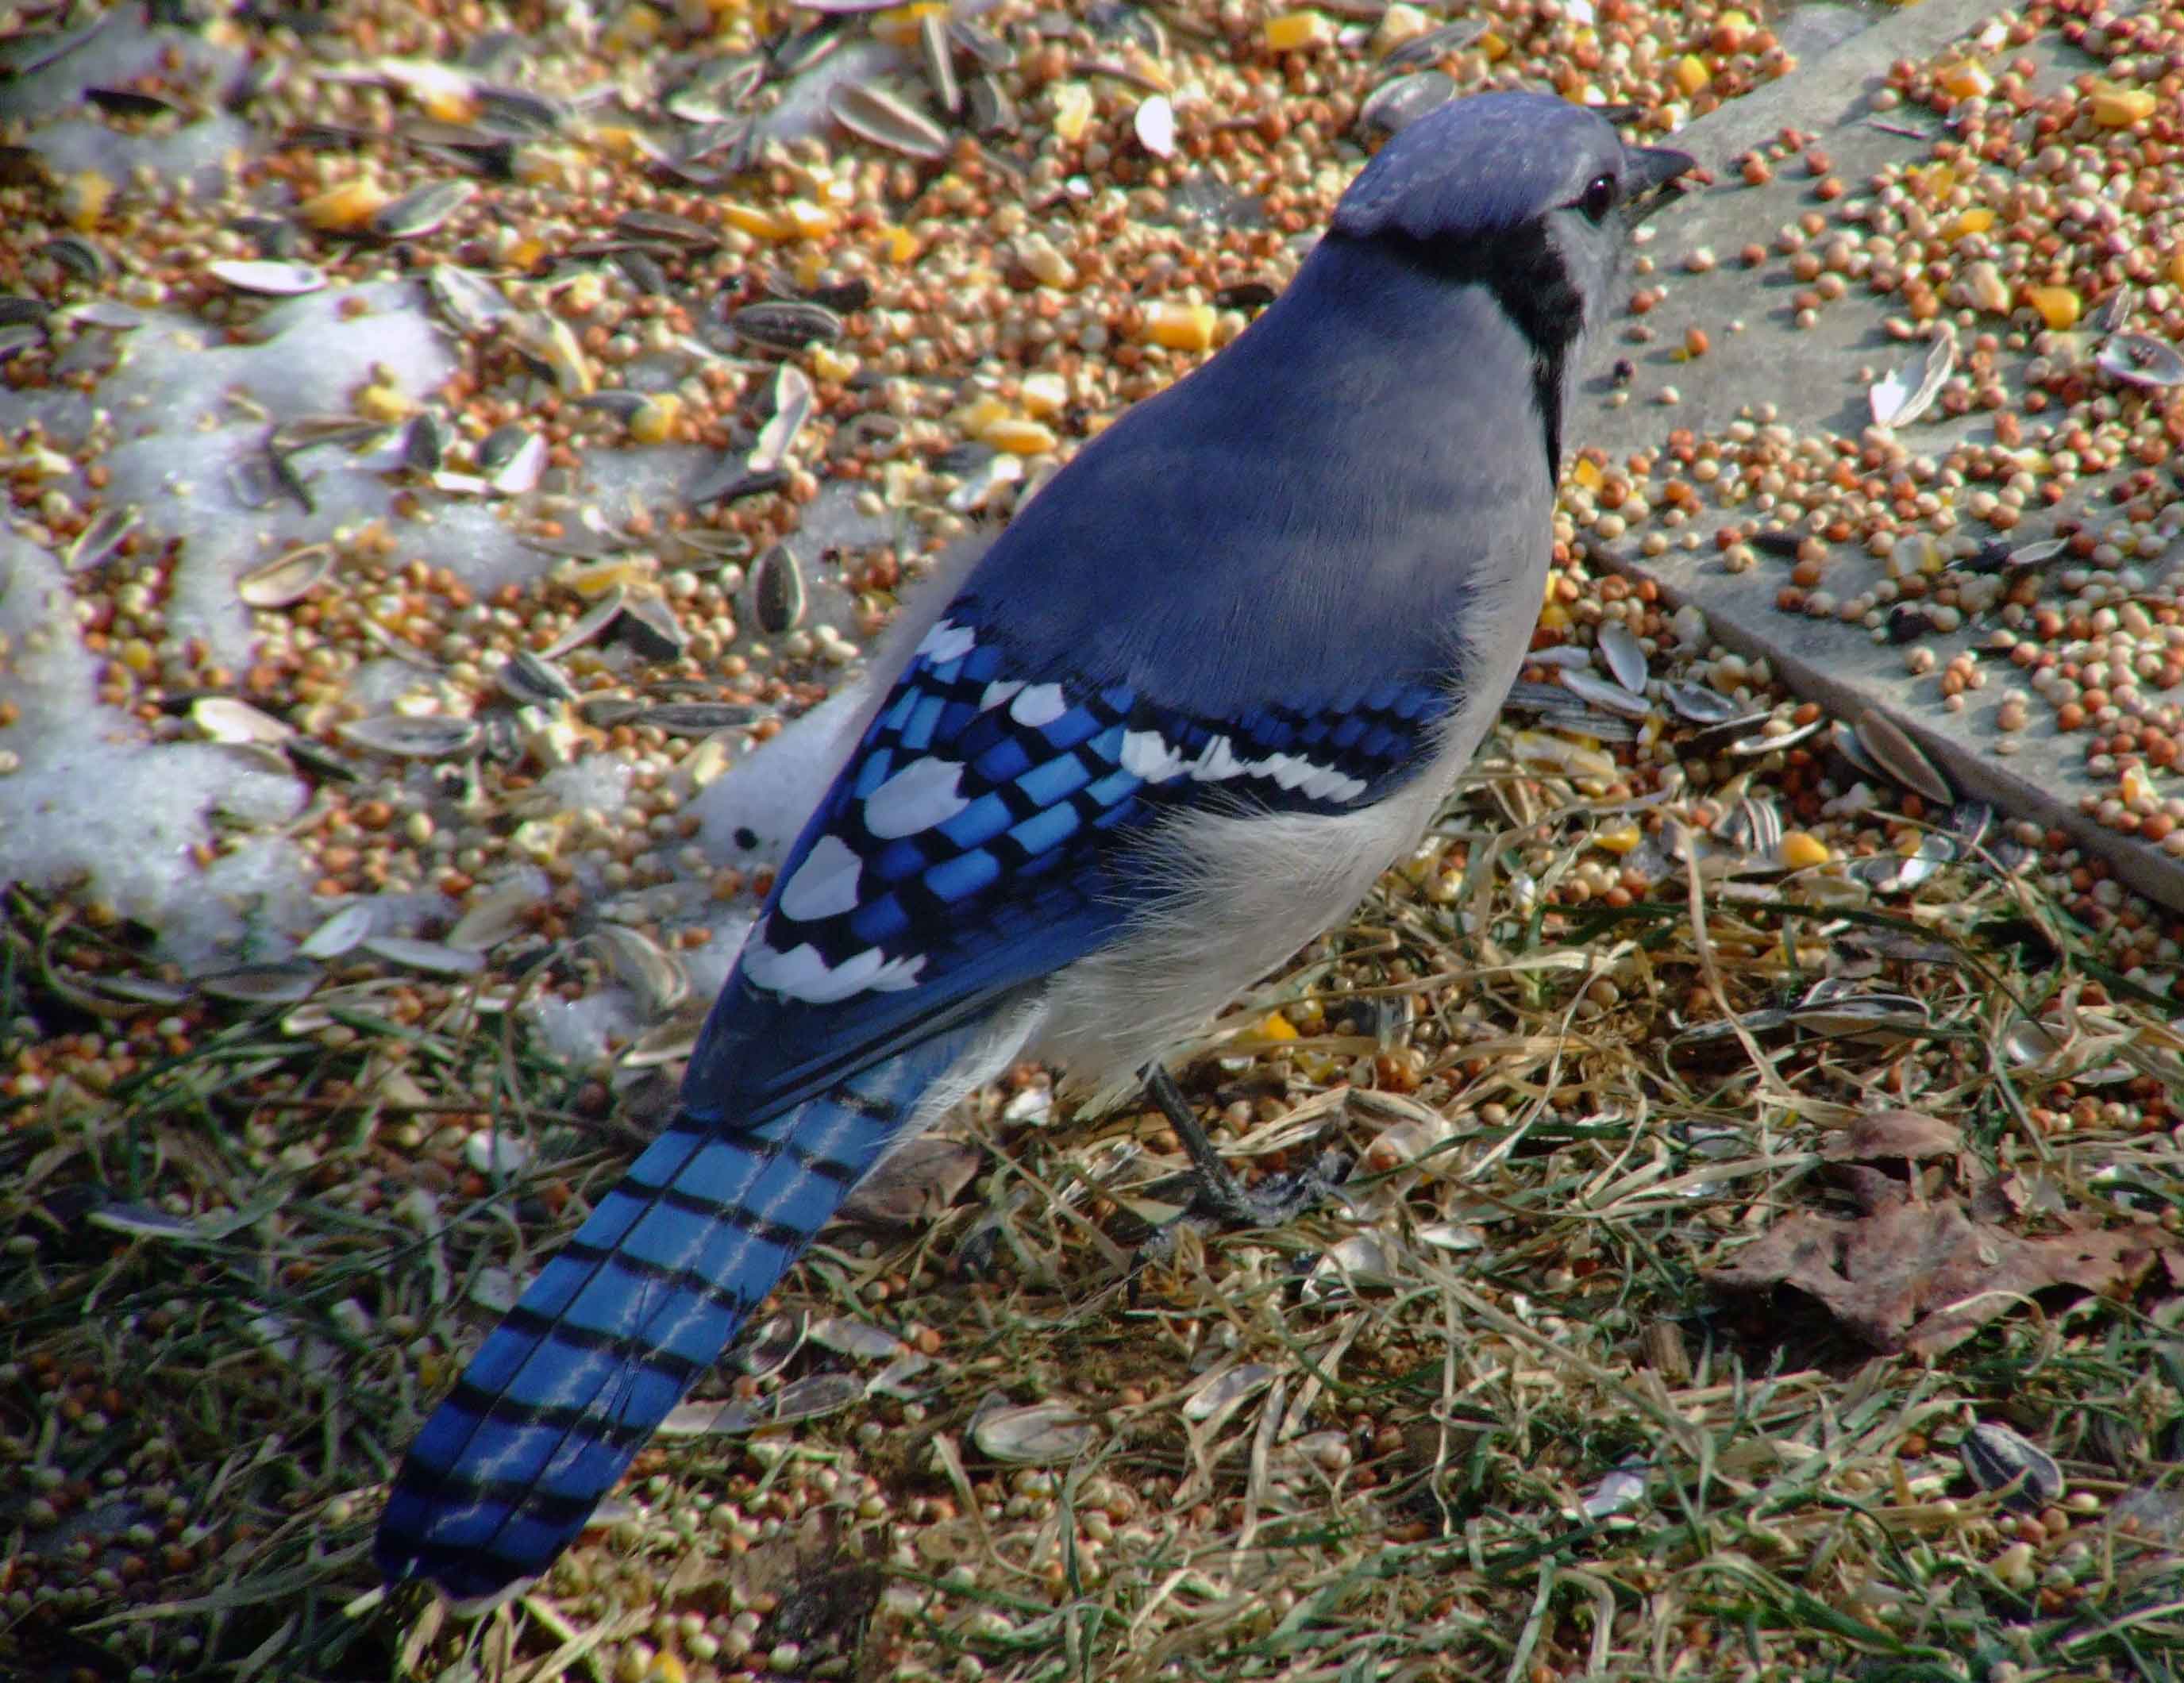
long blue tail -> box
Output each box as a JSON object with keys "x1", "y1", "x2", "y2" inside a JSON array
[{"x1": 375, "y1": 1037, "x2": 965, "y2": 1602}]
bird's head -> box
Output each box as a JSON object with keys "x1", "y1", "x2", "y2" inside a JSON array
[
  {"x1": 1317, "y1": 91, "x2": 1694, "y2": 479},
  {"x1": 1331, "y1": 90, "x2": 1694, "y2": 337}
]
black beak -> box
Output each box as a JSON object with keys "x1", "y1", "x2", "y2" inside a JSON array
[{"x1": 1627, "y1": 145, "x2": 1697, "y2": 219}]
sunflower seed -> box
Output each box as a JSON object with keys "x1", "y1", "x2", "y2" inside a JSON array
[
  {"x1": 1662, "y1": 680, "x2": 1747, "y2": 725},
  {"x1": 668, "y1": 528, "x2": 755, "y2": 567},
  {"x1": 618, "y1": 593, "x2": 688, "y2": 660},
  {"x1": 730, "y1": 297, "x2": 842, "y2": 352},
  {"x1": 403, "y1": 410, "x2": 447, "y2": 472},
  {"x1": 337, "y1": 714, "x2": 481, "y2": 758},
  {"x1": 1790, "y1": 984, "x2": 1928, "y2": 1037},
  {"x1": 664, "y1": 54, "x2": 767, "y2": 123},
  {"x1": 751, "y1": 362, "x2": 814, "y2": 475},
  {"x1": 1134, "y1": 92, "x2": 1176, "y2": 157},
  {"x1": 371, "y1": 178, "x2": 475, "y2": 240},
  {"x1": 972, "y1": 1400, "x2": 1096, "y2": 1464},
  {"x1": 919, "y1": 9, "x2": 962, "y2": 114},
  {"x1": 504, "y1": 311, "x2": 593, "y2": 394},
  {"x1": 499, "y1": 648, "x2": 576, "y2": 707},
  {"x1": 1597, "y1": 621, "x2": 1648, "y2": 692},
  {"x1": 199, "y1": 962, "x2": 322, "y2": 1005},
  {"x1": 1961, "y1": 1423, "x2": 2063, "y2": 1512},
  {"x1": 2095, "y1": 284, "x2": 2136, "y2": 337},
  {"x1": 949, "y1": 18, "x2": 1015, "y2": 70},
  {"x1": 666, "y1": 1372, "x2": 867, "y2": 1438},
  {"x1": 1384, "y1": 18, "x2": 1490, "y2": 66},
  {"x1": 486, "y1": 429, "x2": 546, "y2": 495},
  {"x1": 1854, "y1": 711, "x2": 1952, "y2": 803},
  {"x1": 773, "y1": 21, "x2": 845, "y2": 75},
  {"x1": 751, "y1": 542, "x2": 806, "y2": 634},
  {"x1": 207, "y1": 258, "x2": 327, "y2": 296},
  {"x1": 1727, "y1": 716, "x2": 1826, "y2": 757},
  {"x1": 614, "y1": 207, "x2": 720, "y2": 248},
  {"x1": 192, "y1": 695, "x2": 295, "y2": 746},
  {"x1": 1357, "y1": 70, "x2": 1453, "y2": 135},
  {"x1": 1559, "y1": 669, "x2": 1651, "y2": 718},
  {"x1": 448, "y1": 875, "x2": 541, "y2": 950},
  {"x1": 298, "y1": 902, "x2": 377, "y2": 959},
  {"x1": 1869, "y1": 319, "x2": 1957, "y2": 429},
  {"x1": 541, "y1": 586, "x2": 626, "y2": 658},
  {"x1": 426, "y1": 264, "x2": 512, "y2": 332},
  {"x1": 828, "y1": 79, "x2": 950, "y2": 160},
  {"x1": 0, "y1": 295, "x2": 48, "y2": 326},
  {"x1": 2097, "y1": 331, "x2": 2184, "y2": 390},
  {"x1": 967, "y1": 73, "x2": 1019, "y2": 136},
  {"x1": 591, "y1": 922, "x2": 688, "y2": 1012},
  {"x1": 43, "y1": 234, "x2": 110, "y2": 283},
  {"x1": 0, "y1": 322, "x2": 42, "y2": 360},
  {"x1": 237, "y1": 542, "x2": 334, "y2": 608},
  {"x1": 362, "y1": 934, "x2": 489, "y2": 976},
  {"x1": 639, "y1": 702, "x2": 758, "y2": 734},
  {"x1": 1181, "y1": 1363, "x2": 1277, "y2": 1423},
  {"x1": 806, "y1": 1316, "x2": 907, "y2": 1361},
  {"x1": 64, "y1": 504, "x2": 139, "y2": 575}
]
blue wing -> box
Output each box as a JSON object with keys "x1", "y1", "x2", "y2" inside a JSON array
[{"x1": 684, "y1": 593, "x2": 1457, "y2": 1125}]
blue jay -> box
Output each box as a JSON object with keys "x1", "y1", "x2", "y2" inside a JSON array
[{"x1": 376, "y1": 91, "x2": 1693, "y2": 1604}]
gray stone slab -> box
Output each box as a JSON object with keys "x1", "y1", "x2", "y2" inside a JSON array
[{"x1": 1566, "y1": 0, "x2": 2184, "y2": 911}]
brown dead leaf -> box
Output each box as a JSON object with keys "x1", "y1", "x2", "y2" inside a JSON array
[
  {"x1": 1821, "y1": 1108, "x2": 1962, "y2": 1164},
  {"x1": 1705, "y1": 1181, "x2": 2171, "y2": 1357},
  {"x1": 838, "y1": 1137, "x2": 981, "y2": 1226}
]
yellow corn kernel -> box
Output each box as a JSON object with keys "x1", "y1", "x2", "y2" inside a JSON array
[
  {"x1": 872, "y1": 2, "x2": 946, "y2": 45},
  {"x1": 1671, "y1": 54, "x2": 1711, "y2": 97},
  {"x1": 585, "y1": 124, "x2": 650, "y2": 161},
  {"x1": 952, "y1": 395, "x2": 1011, "y2": 437},
  {"x1": 779, "y1": 198, "x2": 840, "y2": 238},
  {"x1": 353, "y1": 381, "x2": 413, "y2": 423},
  {"x1": 1052, "y1": 81, "x2": 1094, "y2": 143},
  {"x1": 2169, "y1": 248, "x2": 2184, "y2": 287},
  {"x1": 876, "y1": 223, "x2": 920, "y2": 264},
  {"x1": 1256, "y1": 1011, "x2": 1300, "y2": 1042},
  {"x1": 119, "y1": 637, "x2": 156, "y2": 674},
  {"x1": 2121, "y1": 763, "x2": 2155, "y2": 806},
  {"x1": 1477, "y1": 29, "x2": 1510, "y2": 60},
  {"x1": 722, "y1": 202, "x2": 790, "y2": 241},
  {"x1": 1936, "y1": 60, "x2": 1993, "y2": 99},
  {"x1": 1142, "y1": 301, "x2": 1216, "y2": 351},
  {"x1": 299, "y1": 178, "x2": 388, "y2": 232},
  {"x1": 1536, "y1": 603, "x2": 1570, "y2": 631},
  {"x1": 2092, "y1": 86, "x2": 2156, "y2": 127},
  {"x1": 1264, "y1": 10, "x2": 1331, "y2": 50},
  {"x1": 566, "y1": 560, "x2": 638, "y2": 598},
  {"x1": 60, "y1": 169, "x2": 114, "y2": 231},
  {"x1": 1596, "y1": 823, "x2": 1643, "y2": 856},
  {"x1": 1778, "y1": 831, "x2": 1832, "y2": 869},
  {"x1": 2023, "y1": 284, "x2": 2081, "y2": 329},
  {"x1": 1020, "y1": 372, "x2": 1068, "y2": 419},
  {"x1": 422, "y1": 87, "x2": 481, "y2": 124},
  {"x1": 811, "y1": 345, "x2": 859, "y2": 383},
  {"x1": 628, "y1": 394, "x2": 680, "y2": 445},
  {"x1": 1373, "y1": 2, "x2": 1431, "y2": 56},
  {"x1": 1944, "y1": 207, "x2": 1993, "y2": 240},
  {"x1": 603, "y1": 1, "x2": 664, "y2": 48},
  {"x1": 1571, "y1": 457, "x2": 1604, "y2": 491},
  {"x1": 645, "y1": 1655, "x2": 688, "y2": 1683},
  {"x1": 505, "y1": 235, "x2": 548, "y2": 271},
  {"x1": 984, "y1": 418, "x2": 1058, "y2": 456}
]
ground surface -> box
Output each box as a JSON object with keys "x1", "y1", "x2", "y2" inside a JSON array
[{"x1": 3, "y1": 0, "x2": 2184, "y2": 1680}]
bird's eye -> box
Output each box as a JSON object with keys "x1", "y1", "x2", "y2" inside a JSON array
[{"x1": 1577, "y1": 173, "x2": 1618, "y2": 223}]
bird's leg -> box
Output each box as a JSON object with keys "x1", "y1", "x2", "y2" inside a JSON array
[{"x1": 1141, "y1": 1064, "x2": 1346, "y2": 1228}]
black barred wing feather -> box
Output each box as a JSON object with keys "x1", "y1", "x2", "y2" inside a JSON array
[{"x1": 685, "y1": 609, "x2": 1454, "y2": 1126}]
